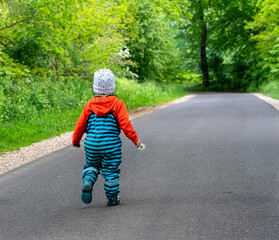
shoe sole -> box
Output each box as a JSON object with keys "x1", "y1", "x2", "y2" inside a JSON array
[
  {"x1": 81, "y1": 183, "x2": 92, "y2": 204},
  {"x1": 107, "y1": 196, "x2": 120, "y2": 206}
]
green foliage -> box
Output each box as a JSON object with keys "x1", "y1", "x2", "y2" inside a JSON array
[
  {"x1": 176, "y1": 0, "x2": 259, "y2": 90},
  {"x1": 0, "y1": 51, "x2": 30, "y2": 78},
  {"x1": 0, "y1": 0, "x2": 188, "y2": 154},
  {"x1": 246, "y1": 0, "x2": 279, "y2": 85},
  {"x1": 247, "y1": 0, "x2": 279, "y2": 54},
  {"x1": 4, "y1": 37, "x2": 50, "y2": 68},
  {"x1": 1, "y1": 0, "x2": 279, "y2": 92},
  {"x1": 0, "y1": 78, "x2": 185, "y2": 153},
  {"x1": 248, "y1": 80, "x2": 279, "y2": 100},
  {"x1": 0, "y1": 0, "x2": 133, "y2": 78},
  {"x1": 0, "y1": 108, "x2": 83, "y2": 154},
  {"x1": 259, "y1": 81, "x2": 279, "y2": 100},
  {"x1": 2, "y1": 0, "x2": 279, "y2": 154},
  {"x1": 124, "y1": 0, "x2": 184, "y2": 82},
  {"x1": 1, "y1": 75, "x2": 185, "y2": 123},
  {"x1": 1, "y1": 76, "x2": 91, "y2": 122},
  {"x1": 115, "y1": 78, "x2": 186, "y2": 109}
]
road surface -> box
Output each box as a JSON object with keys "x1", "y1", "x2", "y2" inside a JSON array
[{"x1": 1, "y1": 93, "x2": 279, "y2": 240}]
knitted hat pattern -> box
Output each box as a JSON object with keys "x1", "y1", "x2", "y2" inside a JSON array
[{"x1": 93, "y1": 69, "x2": 115, "y2": 94}]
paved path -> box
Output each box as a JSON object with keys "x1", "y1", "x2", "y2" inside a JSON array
[{"x1": 1, "y1": 93, "x2": 279, "y2": 240}]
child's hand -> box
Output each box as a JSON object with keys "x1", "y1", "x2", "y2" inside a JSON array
[
  {"x1": 72, "y1": 143, "x2": 81, "y2": 148},
  {"x1": 134, "y1": 140, "x2": 141, "y2": 148}
]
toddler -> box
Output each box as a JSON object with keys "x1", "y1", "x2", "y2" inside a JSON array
[{"x1": 72, "y1": 69, "x2": 140, "y2": 206}]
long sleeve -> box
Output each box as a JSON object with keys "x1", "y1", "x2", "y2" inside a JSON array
[
  {"x1": 72, "y1": 106, "x2": 88, "y2": 145},
  {"x1": 116, "y1": 100, "x2": 139, "y2": 143}
]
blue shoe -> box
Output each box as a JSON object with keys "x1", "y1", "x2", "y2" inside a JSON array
[
  {"x1": 107, "y1": 195, "x2": 120, "y2": 206},
  {"x1": 81, "y1": 179, "x2": 93, "y2": 204}
]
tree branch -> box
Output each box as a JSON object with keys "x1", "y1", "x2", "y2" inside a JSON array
[
  {"x1": 0, "y1": 40, "x2": 8, "y2": 48},
  {"x1": 0, "y1": 16, "x2": 33, "y2": 32}
]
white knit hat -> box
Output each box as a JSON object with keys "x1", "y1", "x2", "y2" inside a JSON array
[{"x1": 93, "y1": 69, "x2": 115, "y2": 94}]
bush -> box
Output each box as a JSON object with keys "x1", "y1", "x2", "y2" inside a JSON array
[
  {"x1": 115, "y1": 78, "x2": 185, "y2": 110},
  {"x1": 1, "y1": 76, "x2": 92, "y2": 122},
  {"x1": 255, "y1": 80, "x2": 279, "y2": 99},
  {"x1": 0, "y1": 76, "x2": 186, "y2": 153}
]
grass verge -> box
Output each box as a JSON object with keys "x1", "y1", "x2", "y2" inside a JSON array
[
  {"x1": 247, "y1": 80, "x2": 279, "y2": 100},
  {"x1": 0, "y1": 78, "x2": 186, "y2": 154}
]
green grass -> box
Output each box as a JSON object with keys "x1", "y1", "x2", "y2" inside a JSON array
[
  {"x1": 254, "y1": 81, "x2": 279, "y2": 100},
  {"x1": 183, "y1": 78, "x2": 279, "y2": 97},
  {"x1": 0, "y1": 78, "x2": 186, "y2": 154},
  {"x1": 247, "y1": 80, "x2": 279, "y2": 99},
  {"x1": 115, "y1": 79, "x2": 186, "y2": 110},
  {"x1": 0, "y1": 107, "x2": 83, "y2": 154}
]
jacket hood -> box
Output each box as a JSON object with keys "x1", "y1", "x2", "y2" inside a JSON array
[{"x1": 87, "y1": 95, "x2": 118, "y2": 117}]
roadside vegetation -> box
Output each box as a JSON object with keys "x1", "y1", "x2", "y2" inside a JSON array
[
  {"x1": 0, "y1": 77, "x2": 185, "y2": 154},
  {"x1": 1, "y1": 0, "x2": 279, "y2": 154},
  {"x1": 247, "y1": 81, "x2": 279, "y2": 100}
]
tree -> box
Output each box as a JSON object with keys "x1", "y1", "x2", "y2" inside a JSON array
[
  {"x1": 123, "y1": 0, "x2": 183, "y2": 82},
  {"x1": 177, "y1": 0, "x2": 259, "y2": 90},
  {"x1": 198, "y1": 1, "x2": 209, "y2": 87},
  {"x1": 208, "y1": 0, "x2": 258, "y2": 89},
  {"x1": 176, "y1": 0, "x2": 210, "y2": 87},
  {"x1": 247, "y1": 0, "x2": 279, "y2": 85},
  {"x1": 0, "y1": 0, "x2": 133, "y2": 79}
]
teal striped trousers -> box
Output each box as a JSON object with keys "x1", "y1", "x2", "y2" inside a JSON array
[{"x1": 83, "y1": 112, "x2": 122, "y2": 198}]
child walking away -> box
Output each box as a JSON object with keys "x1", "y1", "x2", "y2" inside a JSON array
[{"x1": 72, "y1": 69, "x2": 141, "y2": 206}]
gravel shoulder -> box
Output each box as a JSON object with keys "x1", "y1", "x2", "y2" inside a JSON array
[
  {"x1": 252, "y1": 93, "x2": 279, "y2": 111},
  {"x1": 0, "y1": 95, "x2": 196, "y2": 174}
]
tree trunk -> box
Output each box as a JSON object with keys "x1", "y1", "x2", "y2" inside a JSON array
[{"x1": 200, "y1": 5, "x2": 210, "y2": 87}]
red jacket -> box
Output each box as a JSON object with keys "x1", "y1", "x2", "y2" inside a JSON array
[{"x1": 72, "y1": 95, "x2": 139, "y2": 145}]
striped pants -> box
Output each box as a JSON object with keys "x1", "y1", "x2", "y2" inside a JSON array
[
  {"x1": 83, "y1": 147, "x2": 122, "y2": 198},
  {"x1": 83, "y1": 112, "x2": 122, "y2": 198}
]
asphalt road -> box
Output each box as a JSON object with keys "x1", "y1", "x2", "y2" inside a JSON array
[{"x1": 1, "y1": 93, "x2": 279, "y2": 240}]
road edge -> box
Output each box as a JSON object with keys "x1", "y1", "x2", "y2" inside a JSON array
[
  {"x1": 0, "y1": 94, "x2": 196, "y2": 175},
  {"x1": 252, "y1": 93, "x2": 279, "y2": 111}
]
